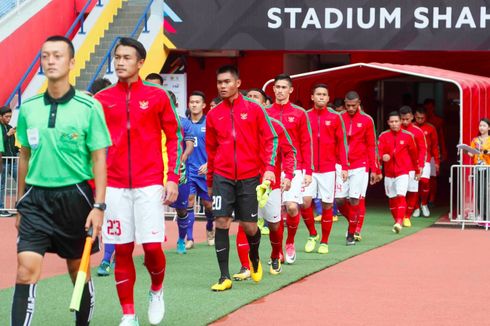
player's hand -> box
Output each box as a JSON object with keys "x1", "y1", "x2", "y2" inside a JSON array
[
  {"x1": 370, "y1": 172, "x2": 377, "y2": 185},
  {"x1": 7, "y1": 128, "x2": 15, "y2": 137},
  {"x1": 415, "y1": 173, "x2": 421, "y2": 181},
  {"x1": 263, "y1": 171, "x2": 276, "y2": 184},
  {"x1": 303, "y1": 174, "x2": 312, "y2": 187},
  {"x1": 341, "y1": 170, "x2": 348, "y2": 182},
  {"x1": 85, "y1": 209, "x2": 104, "y2": 242},
  {"x1": 198, "y1": 163, "x2": 208, "y2": 175},
  {"x1": 281, "y1": 177, "x2": 291, "y2": 192},
  {"x1": 164, "y1": 181, "x2": 179, "y2": 205},
  {"x1": 208, "y1": 187, "x2": 213, "y2": 198},
  {"x1": 382, "y1": 154, "x2": 390, "y2": 162},
  {"x1": 376, "y1": 173, "x2": 383, "y2": 183}
]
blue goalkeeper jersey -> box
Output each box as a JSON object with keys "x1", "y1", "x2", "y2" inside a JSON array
[
  {"x1": 180, "y1": 116, "x2": 195, "y2": 177},
  {"x1": 187, "y1": 115, "x2": 207, "y2": 179}
]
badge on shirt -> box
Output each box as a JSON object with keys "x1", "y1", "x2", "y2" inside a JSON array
[
  {"x1": 400, "y1": 140, "x2": 405, "y2": 145},
  {"x1": 27, "y1": 128, "x2": 39, "y2": 149},
  {"x1": 325, "y1": 120, "x2": 331, "y2": 126}
]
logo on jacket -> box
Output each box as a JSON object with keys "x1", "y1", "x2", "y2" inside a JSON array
[
  {"x1": 424, "y1": 131, "x2": 429, "y2": 135},
  {"x1": 400, "y1": 140, "x2": 405, "y2": 145},
  {"x1": 139, "y1": 100, "x2": 149, "y2": 110},
  {"x1": 288, "y1": 116, "x2": 295, "y2": 123},
  {"x1": 357, "y1": 123, "x2": 362, "y2": 127},
  {"x1": 201, "y1": 127, "x2": 206, "y2": 132},
  {"x1": 325, "y1": 120, "x2": 331, "y2": 126},
  {"x1": 241, "y1": 113, "x2": 248, "y2": 120}
]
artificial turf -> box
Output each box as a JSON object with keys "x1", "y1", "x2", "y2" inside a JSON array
[{"x1": 0, "y1": 206, "x2": 443, "y2": 325}]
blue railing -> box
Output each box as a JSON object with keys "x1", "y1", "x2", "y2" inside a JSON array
[
  {"x1": 86, "y1": 0, "x2": 154, "y2": 91},
  {"x1": 4, "y1": 0, "x2": 103, "y2": 107}
]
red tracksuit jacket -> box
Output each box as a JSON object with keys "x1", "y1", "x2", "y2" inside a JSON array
[
  {"x1": 402, "y1": 123, "x2": 427, "y2": 172},
  {"x1": 341, "y1": 109, "x2": 380, "y2": 173},
  {"x1": 206, "y1": 94, "x2": 278, "y2": 187},
  {"x1": 308, "y1": 106, "x2": 348, "y2": 172},
  {"x1": 415, "y1": 122, "x2": 440, "y2": 165},
  {"x1": 378, "y1": 129, "x2": 418, "y2": 178},
  {"x1": 95, "y1": 78, "x2": 183, "y2": 188},
  {"x1": 270, "y1": 118, "x2": 296, "y2": 190},
  {"x1": 267, "y1": 101, "x2": 313, "y2": 175}
]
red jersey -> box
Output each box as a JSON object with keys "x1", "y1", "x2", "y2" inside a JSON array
[
  {"x1": 270, "y1": 118, "x2": 296, "y2": 190},
  {"x1": 341, "y1": 109, "x2": 380, "y2": 173},
  {"x1": 415, "y1": 122, "x2": 440, "y2": 165},
  {"x1": 307, "y1": 106, "x2": 348, "y2": 172},
  {"x1": 427, "y1": 113, "x2": 447, "y2": 160},
  {"x1": 95, "y1": 78, "x2": 183, "y2": 188},
  {"x1": 206, "y1": 94, "x2": 278, "y2": 187},
  {"x1": 378, "y1": 129, "x2": 418, "y2": 178},
  {"x1": 267, "y1": 101, "x2": 313, "y2": 175},
  {"x1": 402, "y1": 123, "x2": 427, "y2": 172}
]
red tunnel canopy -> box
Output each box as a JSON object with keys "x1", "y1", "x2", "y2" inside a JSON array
[{"x1": 263, "y1": 62, "x2": 490, "y2": 162}]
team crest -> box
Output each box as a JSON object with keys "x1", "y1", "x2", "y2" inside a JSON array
[
  {"x1": 400, "y1": 140, "x2": 405, "y2": 145},
  {"x1": 139, "y1": 100, "x2": 149, "y2": 110},
  {"x1": 201, "y1": 127, "x2": 206, "y2": 132},
  {"x1": 325, "y1": 120, "x2": 331, "y2": 126},
  {"x1": 288, "y1": 116, "x2": 295, "y2": 123},
  {"x1": 357, "y1": 123, "x2": 362, "y2": 127},
  {"x1": 241, "y1": 113, "x2": 248, "y2": 120},
  {"x1": 424, "y1": 131, "x2": 429, "y2": 135}
]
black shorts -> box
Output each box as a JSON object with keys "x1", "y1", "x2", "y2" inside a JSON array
[
  {"x1": 17, "y1": 182, "x2": 99, "y2": 259},
  {"x1": 212, "y1": 174, "x2": 260, "y2": 222}
]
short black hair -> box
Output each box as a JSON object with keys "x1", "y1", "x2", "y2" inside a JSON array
[
  {"x1": 211, "y1": 96, "x2": 222, "y2": 104},
  {"x1": 415, "y1": 107, "x2": 427, "y2": 115},
  {"x1": 311, "y1": 83, "x2": 328, "y2": 94},
  {"x1": 399, "y1": 105, "x2": 413, "y2": 115},
  {"x1": 115, "y1": 37, "x2": 146, "y2": 60},
  {"x1": 247, "y1": 88, "x2": 267, "y2": 102},
  {"x1": 44, "y1": 35, "x2": 75, "y2": 58},
  {"x1": 89, "y1": 78, "x2": 111, "y2": 95},
  {"x1": 216, "y1": 65, "x2": 239, "y2": 79},
  {"x1": 333, "y1": 98, "x2": 344, "y2": 108},
  {"x1": 345, "y1": 91, "x2": 360, "y2": 101},
  {"x1": 145, "y1": 73, "x2": 163, "y2": 85},
  {"x1": 0, "y1": 106, "x2": 12, "y2": 116},
  {"x1": 387, "y1": 111, "x2": 401, "y2": 119},
  {"x1": 190, "y1": 90, "x2": 206, "y2": 102},
  {"x1": 274, "y1": 73, "x2": 293, "y2": 86}
]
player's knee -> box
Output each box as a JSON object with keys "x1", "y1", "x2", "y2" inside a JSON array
[
  {"x1": 16, "y1": 263, "x2": 39, "y2": 284},
  {"x1": 302, "y1": 198, "x2": 312, "y2": 209},
  {"x1": 286, "y1": 203, "x2": 298, "y2": 216},
  {"x1": 323, "y1": 203, "x2": 333, "y2": 210},
  {"x1": 115, "y1": 242, "x2": 135, "y2": 257},
  {"x1": 142, "y1": 242, "x2": 163, "y2": 255},
  {"x1": 336, "y1": 198, "x2": 346, "y2": 207},
  {"x1": 203, "y1": 201, "x2": 213, "y2": 211},
  {"x1": 176, "y1": 209, "x2": 187, "y2": 218}
]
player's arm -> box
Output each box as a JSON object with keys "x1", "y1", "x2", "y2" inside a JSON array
[
  {"x1": 206, "y1": 114, "x2": 218, "y2": 194},
  {"x1": 300, "y1": 111, "x2": 313, "y2": 176},
  {"x1": 85, "y1": 149, "x2": 106, "y2": 240},
  {"x1": 16, "y1": 146, "x2": 30, "y2": 230},
  {"x1": 278, "y1": 122, "x2": 296, "y2": 181},
  {"x1": 336, "y1": 115, "x2": 348, "y2": 171},
  {"x1": 416, "y1": 129, "x2": 427, "y2": 172},
  {"x1": 366, "y1": 117, "x2": 381, "y2": 182},
  {"x1": 431, "y1": 126, "x2": 441, "y2": 170},
  {"x1": 181, "y1": 119, "x2": 195, "y2": 162},
  {"x1": 257, "y1": 106, "x2": 278, "y2": 183},
  {"x1": 407, "y1": 134, "x2": 419, "y2": 177}
]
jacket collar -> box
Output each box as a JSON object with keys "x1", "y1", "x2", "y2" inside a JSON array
[
  {"x1": 116, "y1": 77, "x2": 143, "y2": 91},
  {"x1": 43, "y1": 86, "x2": 75, "y2": 105}
]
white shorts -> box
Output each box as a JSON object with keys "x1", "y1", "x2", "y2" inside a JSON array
[
  {"x1": 384, "y1": 175, "x2": 409, "y2": 198},
  {"x1": 282, "y1": 170, "x2": 304, "y2": 204},
  {"x1": 421, "y1": 162, "x2": 431, "y2": 179},
  {"x1": 430, "y1": 157, "x2": 437, "y2": 177},
  {"x1": 103, "y1": 185, "x2": 165, "y2": 244},
  {"x1": 303, "y1": 171, "x2": 335, "y2": 203},
  {"x1": 258, "y1": 189, "x2": 281, "y2": 223},
  {"x1": 335, "y1": 167, "x2": 369, "y2": 199},
  {"x1": 407, "y1": 171, "x2": 419, "y2": 192}
]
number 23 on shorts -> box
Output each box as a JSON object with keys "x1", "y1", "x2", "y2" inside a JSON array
[{"x1": 106, "y1": 219, "x2": 122, "y2": 236}]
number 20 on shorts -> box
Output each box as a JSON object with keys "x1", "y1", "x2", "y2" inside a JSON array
[{"x1": 212, "y1": 196, "x2": 222, "y2": 210}]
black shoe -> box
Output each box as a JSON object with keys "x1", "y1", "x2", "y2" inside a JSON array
[
  {"x1": 0, "y1": 210, "x2": 12, "y2": 217},
  {"x1": 346, "y1": 233, "x2": 356, "y2": 246}
]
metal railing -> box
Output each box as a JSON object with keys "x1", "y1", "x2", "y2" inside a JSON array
[
  {"x1": 449, "y1": 164, "x2": 490, "y2": 230},
  {"x1": 86, "y1": 0, "x2": 154, "y2": 91},
  {"x1": 4, "y1": 0, "x2": 103, "y2": 108}
]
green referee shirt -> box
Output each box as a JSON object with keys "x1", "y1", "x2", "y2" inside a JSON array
[
  {"x1": 16, "y1": 86, "x2": 112, "y2": 187},
  {"x1": 0, "y1": 124, "x2": 4, "y2": 153}
]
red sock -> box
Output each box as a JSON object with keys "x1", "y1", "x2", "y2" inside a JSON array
[
  {"x1": 337, "y1": 201, "x2": 351, "y2": 222},
  {"x1": 419, "y1": 178, "x2": 430, "y2": 205},
  {"x1": 429, "y1": 177, "x2": 437, "y2": 203},
  {"x1": 355, "y1": 197, "x2": 366, "y2": 233},
  {"x1": 269, "y1": 225, "x2": 282, "y2": 259},
  {"x1": 348, "y1": 204, "x2": 359, "y2": 235},
  {"x1": 320, "y1": 208, "x2": 333, "y2": 243},
  {"x1": 389, "y1": 197, "x2": 398, "y2": 222},
  {"x1": 300, "y1": 206, "x2": 317, "y2": 237},
  {"x1": 142, "y1": 242, "x2": 166, "y2": 292},
  {"x1": 396, "y1": 196, "x2": 407, "y2": 224},
  {"x1": 278, "y1": 218, "x2": 285, "y2": 258},
  {"x1": 115, "y1": 242, "x2": 136, "y2": 314},
  {"x1": 236, "y1": 226, "x2": 250, "y2": 269},
  {"x1": 286, "y1": 212, "x2": 300, "y2": 244},
  {"x1": 406, "y1": 192, "x2": 418, "y2": 218}
]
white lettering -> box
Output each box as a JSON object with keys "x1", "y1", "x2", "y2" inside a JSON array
[
  {"x1": 267, "y1": 7, "x2": 282, "y2": 29},
  {"x1": 301, "y1": 8, "x2": 321, "y2": 29},
  {"x1": 414, "y1": 7, "x2": 430, "y2": 29},
  {"x1": 284, "y1": 7, "x2": 302, "y2": 28},
  {"x1": 480, "y1": 6, "x2": 490, "y2": 28},
  {"x1": 357, "y1": 7, "x2": 376, "y2": 29},
  {"x1": 346, "y1": 7, "x2": 353, "y2": 29},
  {"x1": 433, "y1": 7, "x2": 452, "y2": 28},
  {"x1": 324, "y1": 8, "x2": 343, "y2": 28},
  {"x1": 455, "y1": 7, "x2": 476, "y2": 28},
  {"x1": 380, "y1": 7, "x2": 401, "y2": 29}
]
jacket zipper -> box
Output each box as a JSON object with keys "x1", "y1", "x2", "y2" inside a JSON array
[
  {"x1": 126, "y1": 86, "x2": 132, "y2": 188},
  {"x1": 231, "y1": 103, "x2": 238, "y2": 181},
  {"x1": 317, "y1": 111, "x2": 321, "y2": 171},
  {"x1": 393, "y1": 132, "x2": 397, "y2": 175}
]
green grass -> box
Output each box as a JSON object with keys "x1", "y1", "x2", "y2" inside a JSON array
[{"x1": 0, "y1": 207, "x2": 442, "y2": 325}]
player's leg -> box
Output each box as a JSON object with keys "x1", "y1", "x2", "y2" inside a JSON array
[
  {"x1": 261, "y1": 189, "x2": 282, "y2": 274},
  {"x1": 301, "y1": 173, "x2": 319, "y2": 253},
  {"x1": 282, "y1": 170, "x2": 303, "y2": 264},
  {"x1": 417, "y1": 162, "x2": 431, "y2": 217},
  {"x1": 354, "y1": 197, "x2": 366, "y2": 240},
  {"x1": 429, "y1": 157, "x2": 438, "y2": 206},
  {"x1": 335, "y1": 167, "x2": 351, "y2": 223},
  {"x1": 317, "y1": 172, "x2": 335, "y2": 253},
  {"x1": 233, "y1": 225, "x2": 251, "y2": 280},
  {"x1": 172, "y1": 183, "x2": 191, "y2": 254},
  {"x1": 346, "y1": 168, "x2": 369, "y2": 245},
  {"x1": 405, "y1": 171, "x2": 419, "y2": 227},
  {"x1": 395, "y1": 175, "x2": 409, "y2": 230},
  {"x1": 186, "y1": 194, "x2": 196, "y2": 249},
  {"x1": 98, "y1": 242, "x2": 115, "y2": 276},
  {"x1": 195, "y1": 178, "x2": 215, "y2": 246}
]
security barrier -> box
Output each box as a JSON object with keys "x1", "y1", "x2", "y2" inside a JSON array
[{"x1": 449, "y1": 165, "x2": 490, "y2": 230}]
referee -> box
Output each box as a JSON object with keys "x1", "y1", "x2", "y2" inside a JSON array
[{"x1": 11, "y1": 36, "x2": 112, "y2": 326}]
